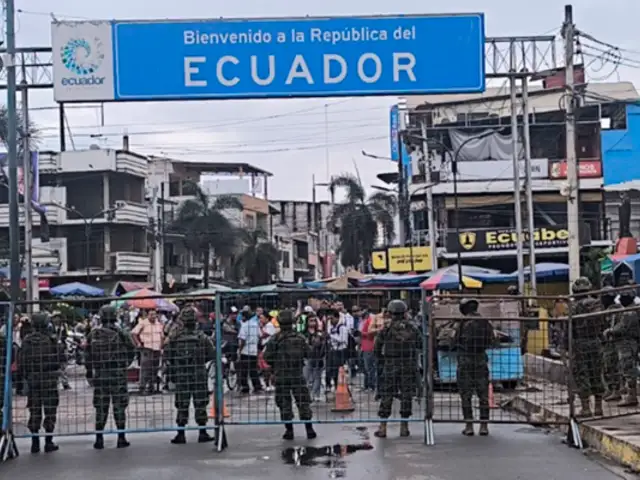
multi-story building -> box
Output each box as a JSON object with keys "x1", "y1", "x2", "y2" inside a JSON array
[
  {"x1": 19, "y1": 147, "x2": 151, "y2": 286},
  {"x1": 371, "y1": 81, "x2": 638, "y2": 272},
  {"x1": 146, "y1": 157, "x2": 275, "y2": 286},
  {"x1": 270, "y1": 199, "x2": 336, "y2": 280}
]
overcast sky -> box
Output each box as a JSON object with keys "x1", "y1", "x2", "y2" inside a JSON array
[{"x1": 8, "y1": 0, "x2": 640, "y2": 201}]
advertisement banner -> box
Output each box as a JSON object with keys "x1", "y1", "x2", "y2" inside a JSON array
[
  {"x1": 372, "y1": 246, "x2": 433, "y2": 273},
  {"x1": 549, "y1": 160, "x2": 602, "y2": 179},
  {"x1": 52, "y1": 14, "x2": 485, "y2": 102},
  {"x1": 447, "y1": 226, "x2": 569, "y2": 253},
  {"x1": 440, "y1": 158, "x2": 549, "y2": 182},
  {"x1": 389, "y1": 105, "x2": 412, "y2": 176}
]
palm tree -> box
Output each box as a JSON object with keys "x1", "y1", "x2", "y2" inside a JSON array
[
  {"x1": 328, "y1": 174, "x2": 397, "y2": 270},
  {"x1": 171, "y1": 182, "x2": 243, "y2": 288},
  {"x1": 232, "y1": 228, "x2": 280, "y2": 285}
]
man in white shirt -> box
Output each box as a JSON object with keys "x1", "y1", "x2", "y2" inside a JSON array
[
  {"x1": 237, "y1": 306, "x2": 263, "y2": 394},
  {"x1": 326, "y1": 307, "x2": 349, "y2": 392}
]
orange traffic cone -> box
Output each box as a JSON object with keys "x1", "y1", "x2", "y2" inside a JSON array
[
  {"x1": 209, "y1": 394, "x2": 231, "y2": 419},
  {"x1": 488, "y1": 383, "x2": 496, "y2": 409},
  {"x1": 331, "y1": 366, "x2": 355, "y2": 413}
]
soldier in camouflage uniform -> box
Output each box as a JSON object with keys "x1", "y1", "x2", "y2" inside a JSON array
[
  {"x1": 604, "y1": 288, "x2": 640, "y2": 407},
  {"x1": 263, "y1": 309, "x2": 317, "y2": 441},
  {"x1": 165, "y1": 307, "x2": 216, "y2": 444},
  {"x1": 602, "y1": 287, "x2": 623, "y2": 402},
  {"x1": 455, "y1": 298, "x2": 495, "y2": 437},
  {"x1": 569, "y1": 277, "x2": 605, "y2": 417},
  {"x1": 19, "y1": 312, "x2": 65, "y2": 454},
  {"x1": 85, "y1": 305, "x2": 136, "y2": 450},
  {"x1": 373, "y1": 299, "x2": 421, "y2": 439}
]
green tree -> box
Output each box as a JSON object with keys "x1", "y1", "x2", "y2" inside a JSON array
[
  {"x1": 171, "y1": 183, "x2": 242, "y2": 288},
  {"x1": 232, "y1": 228, "x2": 280, "y2": 286},
  {"x1": 328, "y1": 174, "x2": 397, "y2": 269}
]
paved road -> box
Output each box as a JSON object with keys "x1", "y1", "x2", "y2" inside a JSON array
[{"x1": 1, "y1": 423, "x2": 624, "y2": 479}]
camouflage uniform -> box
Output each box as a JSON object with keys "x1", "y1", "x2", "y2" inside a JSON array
[
  {"x1": 455, "y1": 298, "x2": 495, "y2": 437},
  {"x1": 374, "y1": 299, "x2": 421, "y2": 439},
  {"x1": 165, "y1": 308, "x2": 216, "y2": 444},
  {"x1": 19, "y1": 313, "x2": 65, "y2": 453},
  {"x1": 263, "y1": 310, "x2": 316, "y2": 441},
  {"x1": 605, "y1": 289, "x2": 640, "y2": 407},
  {"x1": 85, "y1": 305, "x2": 136, "y2": 450},
  {"x1": 601, "y1": 288, "x2": 622, "y2": 401},
  {"x1": 570, "y1": 277, "x2": 605, "y2": 417}
]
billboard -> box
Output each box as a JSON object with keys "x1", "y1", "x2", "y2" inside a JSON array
[
  {"x1": 447, "y1": 226, "x2": 569, "y2": 253},
  {"x1": 440, "y1": 158, "x2": 549, "y2": 182},
  {"x1": 370, "y1": 246, "x2": 433, "y2": 273},
  {"x1": 549, "y1": 160, "x2": 602, "y2": 179},
  {"x1": 51, "y1": 14, "x2": 485, "y2": 102}
]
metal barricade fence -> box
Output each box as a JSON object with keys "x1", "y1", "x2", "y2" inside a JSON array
[
  {"x1": 426, "y1": 293, "x2": 575, "y2": 441},
  {"x1": 9, "y1": 286, "x2": 637, "y2": 458},
  {"x1": 213, "y1": 288, "x2": 427, "y2": 436}
]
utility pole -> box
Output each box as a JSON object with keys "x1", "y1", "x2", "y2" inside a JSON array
[
  {"x1": 510, "y1": 44, "x2": 525, "y2": 294},
  {"x1": 420, "y1": 119, "x2": 438, "y2": 272},
  {"x1": 563, "y1": 4, "x2": 580, "y2": 283},
  {"x1": 151, "y1": 186, "x2": 162, "y2": 292},
  {"x1": 21, "y1": 72, "x2": 34, "y2": 306},
  {"x1": 6, "y1": 0, "x2": 20, "y2": 302},
  {"x1": 397, "y1": 99, "x2": 409, "y2": 246},
  {"x1": 522, "y1": 76, "x2": 537, "y2": 295}
]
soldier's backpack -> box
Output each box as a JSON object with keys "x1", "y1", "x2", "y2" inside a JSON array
[
  {"x1": 91, "y1": 327, "x2": 122, "y2": 367},
  {"x1": 172, "y1": 333, "x2": 201, "y2": 369},
  {"x1": 385, "y1": 321, "x2": 418, "y2": 358},
  {"x1": 21, "y1": 332, "x2": 61, "y2": 376}
]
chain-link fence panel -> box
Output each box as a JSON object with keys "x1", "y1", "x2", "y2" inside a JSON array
[
  {"x1": 214, "y1": 287, "x2": 427, "y2": 440},
  {"x1": 427, "y1": 293, "x2": 571, "y2": 436}
]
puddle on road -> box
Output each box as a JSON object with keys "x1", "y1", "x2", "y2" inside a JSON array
[{"x1": 282, "y1": 442, "x2": 374, "y2": 467}]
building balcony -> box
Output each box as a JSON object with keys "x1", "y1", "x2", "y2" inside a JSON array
[
  {"x1": 113, "y1": 202, "x2": 149, "y2": 226},
  {"x1": 38, "y1": 149, "x2": 148, "y2": 178},
  {"x1": 110, "y1": 252, "x2": 151, "y2": 275},
  {"x1": 293, "y1": 257, "x2": 309, "y2": 271}
]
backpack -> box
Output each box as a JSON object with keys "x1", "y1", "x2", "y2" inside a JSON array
[
  {"x1": 172, "y1": 333, "x2": 201, "y2": 369},
  {"x1": 385, "y1": 321, "x2": 418, "y2": 358},
  {"x1": 90, "y1": 327, "x2": 122, "y2": 366},
  {"x1": 21, "y1": 332, "x2": 60, "y2": 376}
]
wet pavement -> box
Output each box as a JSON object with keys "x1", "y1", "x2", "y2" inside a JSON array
[{"x1": 1, "y1": 423, "x2": 623, "y2": 479}]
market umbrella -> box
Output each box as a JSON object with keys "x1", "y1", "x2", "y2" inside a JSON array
[
  {"x1": 50, "y1": 282, "x2": 105, "y2": 297},
  {"x1": 420, "y1": 270, "x2": 483, "y2": 291},
  {"x1": 111, "y1": 288, "x2": 178, "y2": 312}
]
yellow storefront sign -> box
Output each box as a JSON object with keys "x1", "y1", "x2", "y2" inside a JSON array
[
  {"x1": 387, "y1": 246, "x2": 432, "y2": 273},
  {"x1": 371, "y1": 250, "x2": 387, "y2": 270}
]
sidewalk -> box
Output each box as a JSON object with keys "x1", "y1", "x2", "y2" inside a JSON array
[{"x1": 511, "y1": 378, "x2": 640, "y2": 472}]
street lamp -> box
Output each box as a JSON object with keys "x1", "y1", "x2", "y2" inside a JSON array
[{"x1": 51, "y1": 203, "x2": 126, "y2": 282}]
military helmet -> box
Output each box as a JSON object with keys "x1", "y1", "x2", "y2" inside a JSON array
[
  {"x1": 278, "y1": 309, "x2": 295, "y2": 326},
  {"x1": 601, "y1": 286, "x2": 616, "y2": 298},
  {"x1": 99, "y1": 305, "x2": 118, "y2": 323},
  {"x1": 387, "y1": 299, "x2": 408, "y2": 315},
  {"x1": 460, "y1": 298, "x2": 479, "y2": 308},
  {"x1": 571, "y1": 276, "x2": 592, "y2": 294},
  {"x1": 619, "y1": 287, "x2": 636, "y2": 301},
  {"x1": 179, "y1": 306, "x2": 198, "y2": 326},
  {"x1": 31, "y1": 312, "x2": 50, "y2": 330}
]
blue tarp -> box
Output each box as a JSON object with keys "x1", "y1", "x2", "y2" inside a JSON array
[
  {"x1": 50, "y1": 282, "x2": 105, "y2": 297},
  {"x1": 357, "y1": 273, "x2": 431, "y2": 287},
  {"x1": 507, "y1": 262, "x2": 569, "y2": 281}
]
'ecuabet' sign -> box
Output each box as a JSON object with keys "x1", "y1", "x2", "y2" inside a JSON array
[{"x1": 52, "y1": 14, "x2": 485, "y2": 102}]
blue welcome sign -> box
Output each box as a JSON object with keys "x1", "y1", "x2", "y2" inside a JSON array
[{"x1": 52, "y1": 14, "x2": 485, "y2": 102}]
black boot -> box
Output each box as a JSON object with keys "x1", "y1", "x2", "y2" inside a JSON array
[
  {"x1": 44, "y1": 435, "x2": 59, "y2": 453},
  {"x1": 283, "y1": 424, "x2": 294, "y2": 441},
  {"x1": 171, "y1": 430, "x2": 186, "y2": 445},
  {"x1": 305, "y1": 423, "x2": 317, "y2": 440},
  {"x1": 198, "y1": 428, "x2": 214, "y2": 443},
  {"x1": 30, "y1": 436, "x2": 40, "y2": 454},
  {"x1": 94, "y1": 433, "x2": 104, "y2": 450},
  {"x1": 117, "y1": 433, "x2": 130, "y2": 449}
]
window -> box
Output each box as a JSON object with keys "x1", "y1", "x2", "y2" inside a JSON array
[
  {"x1": 244, "y1": 214, "x2": 256, "y2": 229},
  {"x1": 281, "y1": 250, "x2": 290, "y2": 269}
]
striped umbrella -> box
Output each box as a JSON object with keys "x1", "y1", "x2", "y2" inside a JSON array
[
  {"x1": 111, "y1": 288, "x2": 179, "y2": 312},
  {"x1": 420, "y1": 270, "x2": 483, "y2": 291}
]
